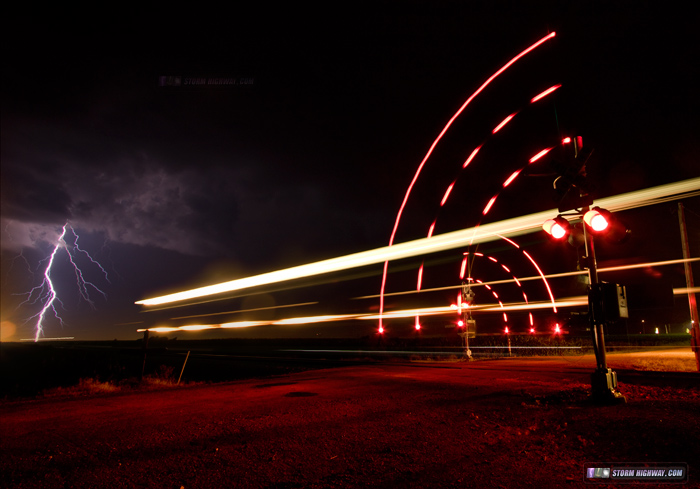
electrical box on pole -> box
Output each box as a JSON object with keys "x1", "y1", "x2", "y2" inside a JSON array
[{"x1": 597, "y1": 282, "x2": 629, "y2": 321}]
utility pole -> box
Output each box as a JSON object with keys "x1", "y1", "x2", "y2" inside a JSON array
[{"x1": 678, "y1": 202, "x2": 700, "y2": 371}]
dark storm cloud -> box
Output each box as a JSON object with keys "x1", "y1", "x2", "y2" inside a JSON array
[
  {"x1": 66, "y1": 161, "x2": 244, "y2": 257},
  {"x1": 0, "y1": 163, "x2": 72, "y2": 224},
  {"x1": 0, "y1": 115, "x2": 243, "y2": 256}
]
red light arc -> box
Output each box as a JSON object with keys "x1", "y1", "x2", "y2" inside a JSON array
[
  {"x1": 405, "y1": 81, "x2": 564, "y2": 333},
  {"x1": 378, "y1": 32, "x2": 557, "y2": 333},
  {"x1": 452, "y1": 252, "x2": 533, "y2": 327}
]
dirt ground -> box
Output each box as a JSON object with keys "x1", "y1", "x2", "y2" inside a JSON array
[{"x1": 1, "y1": 353, "x2": 698, "y2": 488}]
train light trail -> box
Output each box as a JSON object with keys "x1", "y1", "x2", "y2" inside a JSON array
[
  {"x1": 136, "y1": 178, "x2": 700, "y2": 307},
  {"x1": 221, "y1": 321, "x2": 270, "y2": 329},
  {"x1": 179, "y1": 325, "x2": 216, "y2": 331},
  {"x1": 136, "y1": 296, "x2": 590, "y2": 335}
]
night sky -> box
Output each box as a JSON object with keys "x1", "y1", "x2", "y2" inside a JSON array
[{"x1": 2, "y1": 3, "x2": 698, "y2": 341}]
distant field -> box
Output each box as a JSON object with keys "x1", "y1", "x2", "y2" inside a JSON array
[{"x1": 1, "y1": 334, "x2": 694, "y2": 399}]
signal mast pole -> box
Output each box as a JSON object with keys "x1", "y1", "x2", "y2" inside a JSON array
[{"x1": 581, "y1": 206, "x2": 626, "y2": 402}]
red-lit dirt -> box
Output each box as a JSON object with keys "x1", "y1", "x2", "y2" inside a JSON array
[{"x1": 1, "y1": 358, "x2": 698, "y2": 488}]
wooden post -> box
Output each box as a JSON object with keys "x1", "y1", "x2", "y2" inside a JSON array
[
  {"x1": 178, "y1": 351, "x2": 190, "y2": 385},
  {"x1": 140, "y1": 330, "x2": 149, "y2": 382},
  {"x1": 678, "y1": 202, "x2": 700, "y2": 371}
]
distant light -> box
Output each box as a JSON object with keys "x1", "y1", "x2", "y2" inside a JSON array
[
  {"x1": 378, "y1": 326, "x2": 384, "y2": 334},
  {"x1": 554, "y1": 324, "x2": 561, "y2": 334},
  {"x1": 562, "y1": 137, "x2": 571, "y2": 144},
  {"x1": 530, "y1": 327, "x2": 535, "y2": 333},
  {"x1": 458, "y1": 320, "x2": 464, "y2": 327},
  {"x1": 415, "y1": 318, "x2": 421, "y2": 331},
  {"x1": 504, "y1": 326, "x2": 509, "y2": 334},
  {"x1": 655, "y1": 327, "x2": 659, "y2": 334}
]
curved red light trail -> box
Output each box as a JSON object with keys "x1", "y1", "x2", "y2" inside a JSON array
[
  {"x1": 463, "y1": 146, "x2": 482, "y2": 168},
  {"x1": 451, "y1": 250, "x2": 535, "y2": 332},
  {"x1": 530, "y1": 84, "x2": 561, "y2": 103},
  {"x1": 378, "y1": 32, "x2": 557, "y2": 331},
  {"x1": 492, "y1": 112, "x2": 518, "y2": 134}
]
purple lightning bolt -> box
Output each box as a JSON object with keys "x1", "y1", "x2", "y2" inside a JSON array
[{"x1": 16, "y1": 223, "x2": 109, "y2": 341}]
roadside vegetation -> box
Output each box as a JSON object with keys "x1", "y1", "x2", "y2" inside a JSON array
[{"x1": 1, "y1": 334, "x2": 694, "y2": 401}]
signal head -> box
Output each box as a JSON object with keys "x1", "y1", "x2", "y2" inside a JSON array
[
  {"x1": 583, "y1": 207, "x2": 609, "y2": 232},
  {"x1": 583, "y1": 207, "x2": 631, "y2": 243},
  {"x1": 543, "y1": 216, "x2": 571, "y2": 239}
]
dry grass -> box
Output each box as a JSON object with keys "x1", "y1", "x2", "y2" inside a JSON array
[
  {"x1": 42, "y1": 378, "x2": 120, "y2": 398},
  {"x1": 40, "y1": 365, "x2": 186, "y2": 399}
]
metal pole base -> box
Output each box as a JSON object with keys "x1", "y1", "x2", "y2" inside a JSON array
[{"x1": 590, "y1": 368, "x2": 627, "y2": 405}]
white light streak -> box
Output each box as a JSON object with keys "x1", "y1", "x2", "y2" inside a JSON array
[
  {"x1": 135, "y1": 298, "x2": 588, "y2": 334},
  {"x1": 357, "y1": 257, "x2": 700, "y2": 299},
  {"x1": 136, "y1": 178, "x2": 700, "y2": 307}
]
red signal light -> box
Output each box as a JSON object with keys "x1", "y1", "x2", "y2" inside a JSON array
[
  {"x1": 543, "y1": 216, "x2": 570, "y2": 239},
  {"x1": 582, "y1": 207, "x2": 630, "y2": 243},
  {"x1": 583, "y1": 208, "x2": 609, "y2": 232}
]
